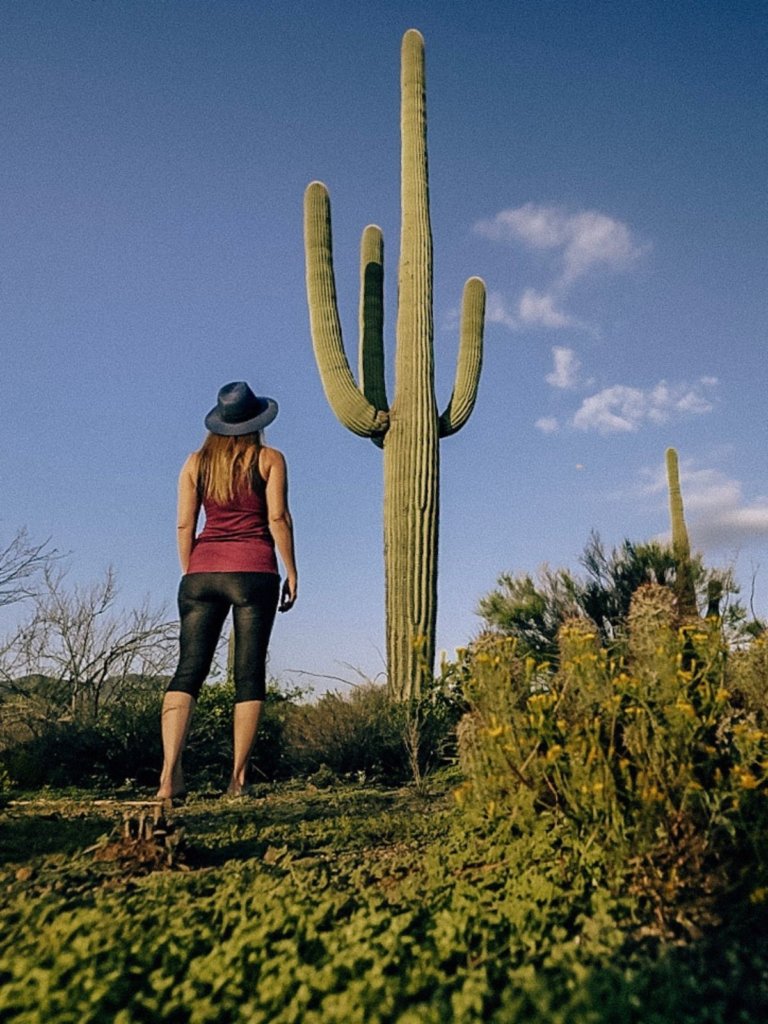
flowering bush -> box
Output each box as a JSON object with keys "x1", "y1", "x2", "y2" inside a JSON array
[{"x1": 458, "y1": 585, "x2": 768, "y2": 936}]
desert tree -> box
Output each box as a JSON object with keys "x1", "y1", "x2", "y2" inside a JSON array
[
  {"x1": 477, "y1": 532, "x2": 744, "y2": 659},
  {"x1": 0, "y1": 527, "x2": 58, "y2": 608}
]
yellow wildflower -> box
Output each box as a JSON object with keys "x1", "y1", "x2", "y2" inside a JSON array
[
  {"x1": 453, "y1": 784, "x2": 470, "y2": 805},
  {"x1": 737, "y1": 771, "x2": 759, "y2": 790},
  {"x1": 675, "y1": 699, "x2": 697, "y2": 719}
]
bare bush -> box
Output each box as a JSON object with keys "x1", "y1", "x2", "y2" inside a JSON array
[{"x1": 0, "y1": 565, "x2": 177, "y2": 742}]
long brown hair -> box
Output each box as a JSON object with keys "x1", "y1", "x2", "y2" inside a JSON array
[{"x1": 197, "y1": 432, "x2": 263, "y2": 504}]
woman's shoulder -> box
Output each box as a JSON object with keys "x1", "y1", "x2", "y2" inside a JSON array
[
  {"x1": 180, "y1": 450, "x2": 201, "y2": 478},
  {"x1": 259, "y1": 445, "x2": 286, "y2": 468}
]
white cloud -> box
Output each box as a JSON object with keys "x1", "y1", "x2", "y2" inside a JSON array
[
  {"x1": 486, "y1": 287, "x2": 583, "y2": 332},
  {"x1": 561, "y1": 210, "x2": 645, "y2": 283},
  {"x1": 573, "y1": 378, "x2": 717, "y2": 435},
  {"x1": 519, "y1": 289, "x2": 574, "y2": 329},
  {"x1": 573, "y1": 385, "x2": 645, "y2": 434},
  {"x1": 474, "y1": 203, "x2": 647, "y2": 284},
  {"x1": 546, "y1": 346, "x2": 581, "y2": 389},
  {"x1": 474, "y1": 203, "x2": 647, "y2": 334},
  {"x1": 485, "y1": 290, "x2": 519, "y2": 330},
  {"x1": 476, "y1": 204, "x2": 568, "y2": 248},
  {"x1": 535, "y1": 416, "x2": 560, "y2": 434},
  {"x1": 643, "y1": 459, "x2": 768, "y2": 548}
]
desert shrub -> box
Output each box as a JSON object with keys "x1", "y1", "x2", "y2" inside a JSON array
[
  {"x1": 183, "y1": 680, "x2": 296, "y2": 786},
  {"x1": 0, "y1": 765, "x2": 12, "y2": 808},
  {"x1": 400, "y1": 668, "x2": 470, "y2": 786},
  {"x1": 729, "y1": 631, "x2": 768, "y2": 716},
  {"x1": 478, "y1": 532, "x2": 747, "y2": 657},
  {"x1": 2, "y1": 679, "x2": 298, "y2": 790},
  {"x1": 284, "y1": 683, "x2": 407, "y2": 780},
  {"x1": 283, "y1": 679, "x2": 465, "y2": 784},
  {"x1": 458, "y1": 584, "x2": 768, "y2": 937},
  {"x1": 1, "y1": 682, "x2": 166, "y2": 788}
]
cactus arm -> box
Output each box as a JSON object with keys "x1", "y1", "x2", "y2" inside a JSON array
[
  {"x1": 358, "y1": 225, "x2": 387, "y2": 409},
  {"x1": 358, "y1": 225, "x2": 388, "y2": 449},
  {"x1": 665, "y1": 447, "x2": 698, "y2": 616},
  {"x1": 304, "y1": 181, "x2": 389, "y2": 438},
  {"x1": 439, "y1": 276, "x2": 486, "y2": 438}
]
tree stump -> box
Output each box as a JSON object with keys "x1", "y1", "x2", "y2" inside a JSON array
[{"x1": 91, "y1": 799, "x2": 186, "y2": 869}]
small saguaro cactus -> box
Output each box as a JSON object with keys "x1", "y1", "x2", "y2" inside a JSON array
[
  {"x1": 665, "y1": 447, "x2": 698, "y2": 617},
  {"x1": 304, "y1": 29, "x2": 486, "y2": 701}
]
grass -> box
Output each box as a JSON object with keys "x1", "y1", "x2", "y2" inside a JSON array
[{"x1": 1, "y1": 776, "x2": 767, "y2": 1023}]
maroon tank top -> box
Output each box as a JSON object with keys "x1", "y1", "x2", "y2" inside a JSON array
[{"x1": 187, "y1": 471, "x2": 278, "y2": 575}]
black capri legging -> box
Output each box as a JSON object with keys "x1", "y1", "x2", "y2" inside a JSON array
[{"x1": 166, "y1": 572, "x2": 280, "y2": 702}]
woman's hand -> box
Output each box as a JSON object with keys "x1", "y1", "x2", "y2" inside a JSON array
[{"x1": 279, "y1": 575, "x2": 297, "y2": 612}]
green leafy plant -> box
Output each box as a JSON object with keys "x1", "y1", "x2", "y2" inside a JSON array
[{"x1": 3, "y1": 780, "x2": 768, "y2": 1023}]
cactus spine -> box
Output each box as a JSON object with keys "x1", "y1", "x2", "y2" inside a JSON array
[
  {"x1": 304, "y1": 30, "x2": 486, "y2": 700},
  {"x1": 665, "y1": 447, "x2": 698, "y2": 617}
]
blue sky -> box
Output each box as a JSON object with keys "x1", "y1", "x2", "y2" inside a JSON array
[{"x1": 2, "y1": 0, "x2": 767, "y2": 690}]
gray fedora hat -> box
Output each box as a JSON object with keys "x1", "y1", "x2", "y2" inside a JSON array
[{"x1": 205, "y1": 381, "x2": 278, "y2": 436}]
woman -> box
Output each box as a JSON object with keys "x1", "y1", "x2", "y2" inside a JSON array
[{"x1": 157, "y1": 381, "x2": 297, "y2": 799}]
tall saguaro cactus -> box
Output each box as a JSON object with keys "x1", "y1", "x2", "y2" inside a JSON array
[
  {"x1": 665, "y1": 447, "x2": 698, "y2": 617},
  {"x1": 304, "y1": 29, "x2": 486, "y2": 700}
]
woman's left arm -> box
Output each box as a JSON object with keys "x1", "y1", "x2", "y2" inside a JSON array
[
  {"x1": 177, "y1": 453, "x2": 201, "y2": 574},
  {"x1": 264, "y1": 448, "x2": 297, "y2": 612}
]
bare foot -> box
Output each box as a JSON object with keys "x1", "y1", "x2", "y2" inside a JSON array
[{"x1": 156, "y1": 771, "x2": 186, "y2": 800}]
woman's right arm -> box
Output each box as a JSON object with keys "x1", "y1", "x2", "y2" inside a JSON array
[
  {"x1": 264, "y1": 448, "x2": 297, "y2": 612},
  {"x1": 177, "y1": 453, "x2": 201, "y2": 574}
]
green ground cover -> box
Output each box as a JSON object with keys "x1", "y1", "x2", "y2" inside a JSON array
[{"x1": 1, "y1": 778, "x2": 766, "y2": 1024}]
